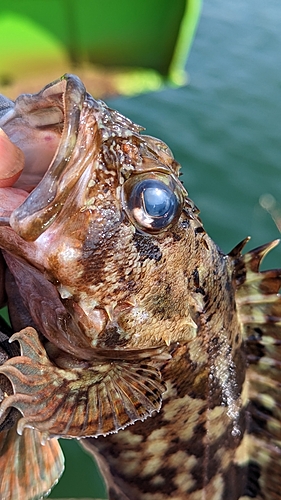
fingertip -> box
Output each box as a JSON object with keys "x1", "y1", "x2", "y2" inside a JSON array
[
  {"x1": 0, "y1": 171, "x2": 23, "y2": 188},
  {"x1": 0, "y1": 128, "x2": 24, "y2": 186}
]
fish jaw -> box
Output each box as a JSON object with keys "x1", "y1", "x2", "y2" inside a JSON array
[
  {"x1": 0, "y1": 74, "x2": 197, "y2": 357},
  {"x1": 0, "y1": 77, "x2": 72, "y2": 194},
  {"x1": 0, "y1": 75, "x2": 199, "y2": 444}
]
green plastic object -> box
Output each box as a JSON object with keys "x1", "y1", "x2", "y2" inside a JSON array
[{"x1": 0, "y1": 0, "x2": 202, "y2": 92}]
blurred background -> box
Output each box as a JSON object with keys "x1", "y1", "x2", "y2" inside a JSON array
[
  {"x1": 0, "y1": 0, "x2": 201, "y2": 97},
  {"x1": 1, "y1": 0, "x2": 281, "y2": 498}
]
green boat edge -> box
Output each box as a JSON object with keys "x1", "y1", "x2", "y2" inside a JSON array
[{"x1": 0, "y1": 0, "x2": 202, "y2": 96}]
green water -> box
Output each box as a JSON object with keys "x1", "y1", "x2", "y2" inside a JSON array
[
  {"x1": 38, "y1": 0, "x2": 281, "y2": 497},
  {"x1": 108, "y1": 3, "x2": 281, "y2": 266}
]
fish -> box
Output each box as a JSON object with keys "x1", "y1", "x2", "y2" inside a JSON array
[{"x1": 0, "y1": 74, "x2": 280, "y2": 500}]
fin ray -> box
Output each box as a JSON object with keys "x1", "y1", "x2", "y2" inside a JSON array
[
  {"x1": 231, "y1": 240, "x2": 281, "y2": 499},
  {"x1": 0, "y1": 327, "x2": 166, "y2": 439},
  {"x1": 0, "y1": 425, "x2": 64, "y2": 500}
]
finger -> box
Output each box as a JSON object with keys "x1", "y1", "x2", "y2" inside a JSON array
[{"x1": 0, "y1": 129, "x2": 24, "y2": 187}]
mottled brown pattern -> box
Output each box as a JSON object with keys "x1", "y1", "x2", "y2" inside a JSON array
[{"x1": 0, "y1": 75, "x2": 280, "y2": 499}]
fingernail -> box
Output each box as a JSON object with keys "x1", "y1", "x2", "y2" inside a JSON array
[{"x1": 0, "y1": 128, "x2": 24, "y2": 184}]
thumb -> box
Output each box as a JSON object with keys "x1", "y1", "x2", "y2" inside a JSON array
[{"x1": 0, "y1": 128, "x2": 24, "y2": 187}]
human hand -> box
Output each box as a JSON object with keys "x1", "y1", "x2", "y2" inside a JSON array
[
  {"x1": 0, "y1": 129, "x2": 26, "y2": 307},
  {"x1": 0, "y1": 129, "x2": 28, "y2": 216},
  {"x1": 0, "y1": 129, "x2": 24, "y2": 188}
]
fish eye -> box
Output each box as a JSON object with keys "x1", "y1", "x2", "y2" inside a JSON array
[{"x1": 122, "y1": 174, "x2": 184, "y2": 233}]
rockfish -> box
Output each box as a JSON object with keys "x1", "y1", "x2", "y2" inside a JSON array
[{"x1": 0, "y1": 75, "x2": 280, "y2": 500}]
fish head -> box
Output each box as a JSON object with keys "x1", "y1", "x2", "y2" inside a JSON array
[
  {"x1": 0, "y1": 74, "x2": 199, "y2": 359},
  {"x1": 0, "y1": 75, "x2": 238, "y2": 446}
]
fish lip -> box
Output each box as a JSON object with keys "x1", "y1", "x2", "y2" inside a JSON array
[
  {"x1": 9, "y1": 74, "x2": 86, "y2": 240},
  {"x1": 0, "y1": 108, "x2": 15, "y2": 126},
  {"x1": 0, "y1": 95, "x2": 15, "y2": 124}
]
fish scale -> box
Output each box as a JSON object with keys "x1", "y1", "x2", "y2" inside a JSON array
[
  {"x1": 0, "y1": 75, "x2": 280, "y2": 499},
  {"x1": 83, "y1": 240, "x2": 281, "y2": 500}
]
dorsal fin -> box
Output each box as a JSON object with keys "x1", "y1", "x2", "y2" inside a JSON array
[
  {"x1": 230, "y1": 240, "x2": 281, "y2": 499},
  {"x1": 228, "y1": 236, "x2": 251, "y2": 258}
]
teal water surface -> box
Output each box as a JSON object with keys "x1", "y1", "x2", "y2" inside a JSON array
[{"x1": 50, "y1": 0, "x2": 280, "y2": 497}]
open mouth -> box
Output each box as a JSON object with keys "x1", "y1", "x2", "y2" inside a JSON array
[
  {"x1": 0, "y1": 87, "x2": 65, "y2": 194},
  {"x1": 0, "y1": 75, "x2": 87, "y2": 240}
]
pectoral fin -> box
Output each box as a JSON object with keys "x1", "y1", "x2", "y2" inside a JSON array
[{"x1": 0, "y1": 327, "x2": 166, "y2": 439}]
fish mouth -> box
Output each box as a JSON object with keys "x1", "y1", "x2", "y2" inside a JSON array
[
  {"x1": 12, "y1": 75, "x2": 86, "y2": 241},
  {"x1": 1, "y1": 75, "x2": 87, "y2": 240}
]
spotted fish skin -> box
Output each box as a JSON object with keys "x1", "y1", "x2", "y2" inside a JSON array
[
  {"x1": 83, "y1": 240, "x2": 281, "y2": 500},
  {"x1": 0, "y1": 75, "x2": 279, "y2": 500},
  {"x1": 83, "y1": 234, "x2": 248, "y2": 500},
  {"x1": 82, "y1": 238, "x2": 281, "y2": 500}
]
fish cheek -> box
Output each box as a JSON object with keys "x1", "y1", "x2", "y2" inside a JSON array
[
  {"x1": 133, "y1": 233, "x2": 162, "y2": 262},
  {"x1": 117, "y1": 234, "x2": 193, "y2": 348}
]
